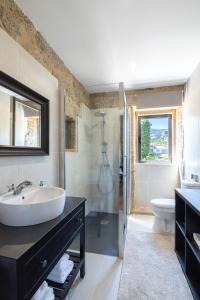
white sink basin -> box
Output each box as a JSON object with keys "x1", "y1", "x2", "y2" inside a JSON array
[
  {"x1": 181, "y1": 179, "x2": 200, "y2": 189},
  {"x1": 0, "y1": 186, "x2": 66, "y2": 226}
]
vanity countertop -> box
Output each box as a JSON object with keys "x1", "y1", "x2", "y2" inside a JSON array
[
  {"x1": 0, "y1": 197, "x2": 86, "y2": 260},
  {"x1": 176, "y1": 188, "x2": 200, "y2": 214}
]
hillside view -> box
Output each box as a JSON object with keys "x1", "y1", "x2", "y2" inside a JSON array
[{"x1": 140, "y1": 116, "x2": 170, "y2": 161}]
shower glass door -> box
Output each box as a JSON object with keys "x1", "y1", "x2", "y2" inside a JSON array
[
  {"x1": 64, "y1": 82, "x2": 129, "y2": 258},
  {"x1": 118, "y1": 82, "x2": 130, "y2": 257}
]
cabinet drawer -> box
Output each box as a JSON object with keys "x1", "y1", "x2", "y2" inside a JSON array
[{"x1": 24, "y1": 208, "x2": 84, "y2": 297}]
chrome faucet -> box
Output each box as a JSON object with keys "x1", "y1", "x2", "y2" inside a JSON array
[
  {"x1": 7, "y1": 184, "x2": 15, "y2": 192},
  {"x1": 13, "y1": 180, "x2": 32, "y2": 195},
  {"x1": 191, "y1": 174, "x2": 199, "y2": 182}
]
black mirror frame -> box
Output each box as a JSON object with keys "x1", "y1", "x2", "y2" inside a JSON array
[{"x1": 0, "y1": 71, "x2": 49, "y2": 156}]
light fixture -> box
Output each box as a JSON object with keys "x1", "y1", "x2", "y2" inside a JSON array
[{"x1": 130, "y1": 62, "x2": 136, "y2": 71}]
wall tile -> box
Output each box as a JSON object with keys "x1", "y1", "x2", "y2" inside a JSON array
[
  {"x1": 135, "y1": 164, "x2": 179, "y2": 213},
  {"x1": 0, "y1": 28, "x2": 59, "y2": 193}
]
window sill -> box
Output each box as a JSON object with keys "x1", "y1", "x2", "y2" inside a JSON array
[{"x1": 136, "y1": 161, "x2": 177, "y2": 167}]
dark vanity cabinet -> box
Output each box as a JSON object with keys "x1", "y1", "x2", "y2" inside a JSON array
[
  {"x1": 0, "y1": 197, "x2": 86, "y2": 300},
  {"x1": 175, "y1": 189, "x2": 200, "y2": 300}
]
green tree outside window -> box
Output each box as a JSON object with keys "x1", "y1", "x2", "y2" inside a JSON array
[{"x1": 141, "y1": 119, "x2": 151, "y2": 160}]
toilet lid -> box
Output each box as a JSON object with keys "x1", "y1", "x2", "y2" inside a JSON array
[{"x1": 151, "y1": 198, "x2": 175, "y2": 208}]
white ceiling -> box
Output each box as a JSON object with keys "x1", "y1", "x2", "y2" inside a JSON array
[{"x1": 16, "y1": 0, "x2": 200, "y2": 93}]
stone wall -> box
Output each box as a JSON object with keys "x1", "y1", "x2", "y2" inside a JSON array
[
  {"x1": 90, "y1": 85, "x2": 184, "y2": 109},
  {"x1": 0, "y1": 0, "x2": 90, "y2": 109}
]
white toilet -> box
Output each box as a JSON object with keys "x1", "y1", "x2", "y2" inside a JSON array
[
  {"x1": 151, "y1": 178, "x2": 200, "y2": 233},
  {"x1": 151, "y1": 198, "x2": 175, "y2": 233}
]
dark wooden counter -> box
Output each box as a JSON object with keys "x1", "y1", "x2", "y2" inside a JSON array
[
  {"x1": 0, "y1": 197, "x2": 86, "y2": 300},
  {"x1": 175, "y1": 189, "x2": 200, "y2": 300},
  {"x1": 176, "y1": 188, "x2": 200, "y2": 215}
]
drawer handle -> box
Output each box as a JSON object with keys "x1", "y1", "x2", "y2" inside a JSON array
[{"x1": 41, "y1": 259, "x2": 48, "y2": 269}]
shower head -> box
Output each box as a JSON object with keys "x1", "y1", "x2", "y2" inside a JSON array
[{"x1": 95, "y1": 111, "x2": 106, "y2": 117}]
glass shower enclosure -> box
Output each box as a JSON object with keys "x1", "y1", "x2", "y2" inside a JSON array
[{"x1": 64, "y1": 82, "x2": 130, "y2": 257}]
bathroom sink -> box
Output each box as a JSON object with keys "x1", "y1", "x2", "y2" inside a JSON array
[
  {"x1": 0, "y1": 186, "x2": 66, "y2": 226},
  {"x1": 181, "y1": 179, "x2": 200, "y2": 188}
]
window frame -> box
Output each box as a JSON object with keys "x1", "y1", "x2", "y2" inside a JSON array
[{"x1": 138, "y1": 114, "x2": 172, "y2": 163}]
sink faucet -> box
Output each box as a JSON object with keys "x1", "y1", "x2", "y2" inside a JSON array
[
  {"x1": 191, "y1": 173, "x2": 199, "y2": 182},
  {"x1": 7, "y1": 184, "x2": 15, "y2": 192},
  {"x1": 13, "y1": 181, "x2": 32, "y2": 195}
]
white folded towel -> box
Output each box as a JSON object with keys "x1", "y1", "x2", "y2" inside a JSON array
[
  {"x1": 31, "y1": 281, "x2": 50, "y2": 300},
  {"x1": 193, "y1": 233, "x2": 200, "y2": 249},
  {"x1": 40, "y1": 286, "x2": 54, "y2": 300},
  {"x1": 50, "y1": 259, "x2": 73, "y2": 276},
  {"x1": 47, "y1": 260, "x2": 74, "y2": 284},
  {"x1": 52, "y1": 253, "x2": 70, "y2": 273}
]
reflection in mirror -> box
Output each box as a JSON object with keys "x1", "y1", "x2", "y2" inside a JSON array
[
  {"x1": 0, "y1": 86, "x2": 41, "y2": 148},
  {"x1": 15, "y1": 99, "x2": 41, "y2": 147},
  {"x1": 0, "y1": 89, "x2": 12, "y2": 146}
]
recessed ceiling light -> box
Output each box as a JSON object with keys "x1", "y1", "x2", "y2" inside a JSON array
[{"x1": 131, "y1": 63, "x2": 136, "y2": 71}]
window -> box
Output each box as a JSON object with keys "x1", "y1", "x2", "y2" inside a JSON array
[{"x1": 138, "y1": 114, "x2": 172, "y2": 162}]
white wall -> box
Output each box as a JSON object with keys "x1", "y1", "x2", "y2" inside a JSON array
[
  {"x1": 65, "y1": 105, "x2": 121, "y2": 215},
  {"x1": 65, "y1": 104, "x2": 93, "y2": 215},
  {"x1": 0, "y1": 91, "x2": 11, "y2": 145},
  {"x1": 134, "y1": 90, "x2": 182, "y2": 213},
  {"x1": 0, "y1": 28, "x2": 59, "y2": 193},
  {"x1": 91, "y1": 108, "x2": 120, "y2": 214},
  {"x1": 184, "y1": 63, "x2": 200, "y2": 179},
  {"x1": 134, "y1": 163, "x2": 179, "y2": 213}
]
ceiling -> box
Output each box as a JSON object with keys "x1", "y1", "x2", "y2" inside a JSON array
[{"x1": 16, "y1": 0, "x2": 200, "y2": 93}]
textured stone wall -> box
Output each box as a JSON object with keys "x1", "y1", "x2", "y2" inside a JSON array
[
  {"x1": 90, "y1": 85, "x2": 184, "y2": 109},
  {"x1": 90, "y1": 91, "x2": 120, "y2": 109},
  {"x1": 0, "y1": 0, "x2": 90, "y2": 109}
]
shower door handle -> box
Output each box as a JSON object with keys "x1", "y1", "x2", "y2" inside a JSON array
[{"x1": 123, "y1": 155, "x2": 127, "y2": 177}]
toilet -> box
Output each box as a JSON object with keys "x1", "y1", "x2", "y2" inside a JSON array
[
  {"x1": 151, "y1": 198, "x2": 175, "y2": 233},
  {"x1": 151, "y1": 179, "x2": 200, "y2": 233}
]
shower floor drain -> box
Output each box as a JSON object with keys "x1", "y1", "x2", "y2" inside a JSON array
[{"x1": 100, "y1": 219, "x2": 109, "y2": 225}]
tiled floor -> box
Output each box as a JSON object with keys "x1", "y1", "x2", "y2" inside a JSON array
[
  {"x1": 66, "y1": 252, "x2": 122, "y2": 300},
  {"x1": 128, "y1": 213, "x2": 155, "y2": 232}
]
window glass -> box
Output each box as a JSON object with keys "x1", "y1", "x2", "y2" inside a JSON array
[{"x1": 139, "y1": 114, "x2": 172, "y2": 162}]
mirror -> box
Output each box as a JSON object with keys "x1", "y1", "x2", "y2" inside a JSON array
[{"x1": 0, "y1": 71, "x2": 49, "y2": 156}]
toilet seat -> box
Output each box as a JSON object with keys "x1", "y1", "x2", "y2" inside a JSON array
[
  {"x1": 151, "y1": 198, "x2": 175, "y2": 233},
  {"x1": 151, "y1": 198, "x2": 175, "y2": 209}
]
